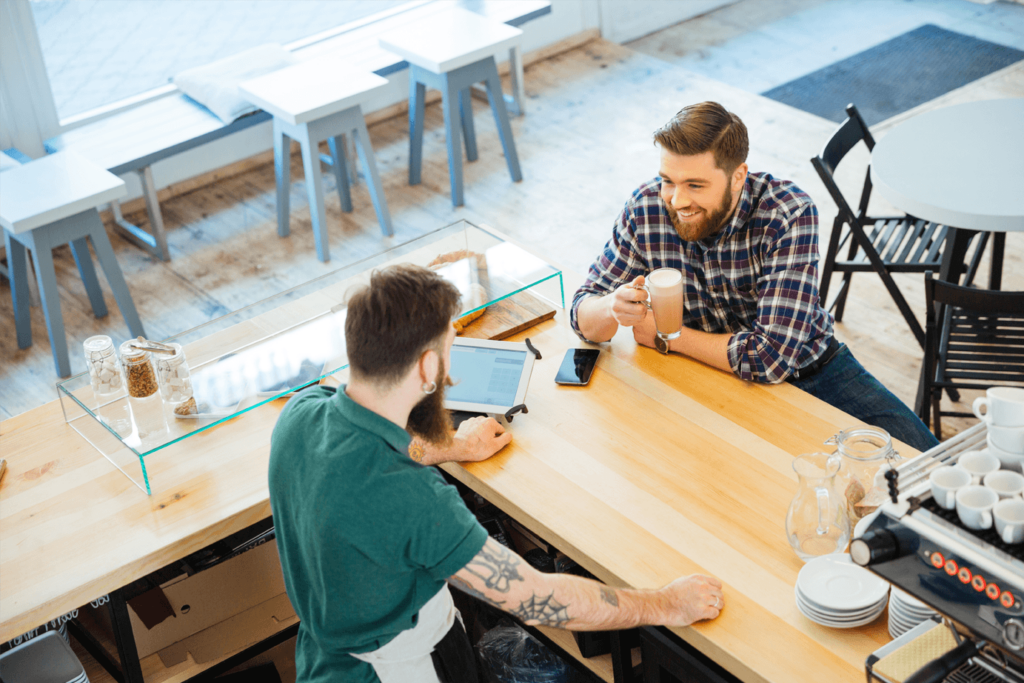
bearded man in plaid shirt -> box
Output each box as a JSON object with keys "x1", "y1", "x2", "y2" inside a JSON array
[{"x1": 571, "y1": 101, "x2": 938, "y2": 453}]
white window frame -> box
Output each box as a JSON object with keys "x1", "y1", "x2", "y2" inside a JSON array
[{"x1": 4, "y1": 0, "x2": 432, "y2": 141}]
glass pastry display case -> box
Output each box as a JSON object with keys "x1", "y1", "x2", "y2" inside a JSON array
[{"x1": 57, "y1": 221, "x2": 564, "y2": 494}]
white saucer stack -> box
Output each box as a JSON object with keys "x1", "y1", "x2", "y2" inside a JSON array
[
  {"x1": 888, "y1": 586, "x2": 939, "y2": 638},
  {"x1": 795, "y1": 554, "x2": 889, "y2": 628}
]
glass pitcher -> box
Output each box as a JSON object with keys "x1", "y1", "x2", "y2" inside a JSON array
[
  {"x1": 785, "y1": 452, "x2": 851, "y2": 562},
  {"x1": 825, "y1": 427, "x2": 901, "y2": 525}
]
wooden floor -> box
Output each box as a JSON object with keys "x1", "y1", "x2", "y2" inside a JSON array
[{"x1": 2, "y1": 38, "x2": 1022, "y2": 433}]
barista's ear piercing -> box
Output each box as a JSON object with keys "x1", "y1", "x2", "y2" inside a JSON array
[{"x1": 422, "y1": 381, "x2": 437, "y2": 395}]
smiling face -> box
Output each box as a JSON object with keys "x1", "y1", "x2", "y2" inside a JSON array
[{"x1": 658, "y1": 148, "x2": 748, "y2": 242}]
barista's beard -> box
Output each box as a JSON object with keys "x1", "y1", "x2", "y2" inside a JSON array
[{"x1": 406, "y1": 366, "x2": 454, "y2": 448}]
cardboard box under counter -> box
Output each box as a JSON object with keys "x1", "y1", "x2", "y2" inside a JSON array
[{"x1": 88, "y1": 540, "x2": 297, "y2": 667}]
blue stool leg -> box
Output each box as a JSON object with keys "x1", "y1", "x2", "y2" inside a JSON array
[
  {"x1": 70, "y1": 237, "x2": 109, "y2": 318},
  {"x1": 274, "y1": 120, "x2": 292, "y2": 238},
  {"x1": 409, "y1": 73, "x2": 426, "y2": 186},
  {"x1": 441, "y1": 76, "x2": 465, "y2": 207},
  {"x1": 459, "y1": 88, "x2": 478, "y2": 162},
  {"x1": 328, "y1": 134, "x2": 353, "y2": 213},
  {"x1": 483, "y1": 61, "x2": 523, "y2": 182},
  {"x1": 6, "y1": 231, "x2": 32, "y2": 349},
  {"x1": 27, "y1": 231, "x2": 71, "y2": 377},
  {"x1": 86, "y1": 211, "x2": 145, "y2": 340},
  {"x1": 353, "y1": 117, "x2": 394, "y2": 238},
  {"x1": 299, "y1": 127, "x2": 330, "y2": 263}
]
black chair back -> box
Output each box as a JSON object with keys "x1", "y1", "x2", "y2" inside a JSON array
[{"x1": 921, "y1": 271, "x2": 1024, "y2": 435}]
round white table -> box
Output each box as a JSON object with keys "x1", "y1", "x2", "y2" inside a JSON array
[{"x1": 870, "y1": 98, "x2": 1024, "y2": 289}]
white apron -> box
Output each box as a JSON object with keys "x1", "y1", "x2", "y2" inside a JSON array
[{"x1": 350, "y1": 585, "x2": 459, "y2": 683}]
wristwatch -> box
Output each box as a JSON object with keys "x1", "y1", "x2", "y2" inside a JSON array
[{"x1": 654, "y1": 335, "x2": 670, "y2": 355}]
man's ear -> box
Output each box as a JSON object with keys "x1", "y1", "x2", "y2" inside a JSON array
[
  {"x1": 732, "y1": 163, "x2": 749, "y2": 193},
  {"x1": 418, "y1": 348, "x2": 439, "y2": 385}
]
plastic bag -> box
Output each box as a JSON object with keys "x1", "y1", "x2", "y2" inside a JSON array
[{"x1": 478, "y1": 624, "x2": 571, "y2": 683}]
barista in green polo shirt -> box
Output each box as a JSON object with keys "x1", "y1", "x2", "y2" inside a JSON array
[{"x1": 269, "y1": 264, "x2": 725, "y2": 683}]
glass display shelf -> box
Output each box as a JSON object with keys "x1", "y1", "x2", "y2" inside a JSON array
[{"x1": 57, "y1": 221, "x2": 564, "y2": 494}]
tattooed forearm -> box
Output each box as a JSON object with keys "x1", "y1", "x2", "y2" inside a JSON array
[
  {"x1": 408, "y1": 440, "x2": 425, "y2": 463},
  {"x1": 510, "y1": 592, "x2": 572, "y2": 627},
  {"x1": 600, "y1": 586, "x2": 619, "y2": 608},
  {"x1": 449, "y1": 575, "x2": 506, "y2": 609},
  {"x1": 464, "y1": 542, "x2": 524, "y2": 592}
]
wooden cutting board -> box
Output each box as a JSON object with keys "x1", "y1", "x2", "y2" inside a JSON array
[{"x1": 459, "y1": 290, "x2": 558, "y2": 341}]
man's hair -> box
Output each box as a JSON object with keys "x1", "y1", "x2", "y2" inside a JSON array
[
  {"x1": 653, "y1": 101, "x2": 749, "y2": 173},
  {"x1": 345, "y1": 264, "x2": 461, "y2": 386}
]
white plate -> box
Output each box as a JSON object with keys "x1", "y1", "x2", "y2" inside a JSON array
[
  {"x1": 890, "y1": 604, "x2": 935, "y2": 622},
  {"x1": 796, "y1": 595, "x2": 884, "y2": 628},
  {"x1": 889, "y1": 597, "x2": 935, "y2": 619},
  {"x1": 796, "y1": 586, "x2": 887, "y2": 618},
  {"x1": 797, "y1": 554, "x2": 890, "y2": 612},
  {"x1": 891, "y1": 587, "x2": 928, "y2": 607},
  {"x1": 889, "y1": 612, "x2": 923, "y2": 632},
  {"x1": 796, "y1": 591, "x2": 885, "y2": 623}
]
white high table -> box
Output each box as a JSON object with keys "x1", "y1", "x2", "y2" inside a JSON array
[{"x1": 870, "y1": 98, "x2": 1024, "y2": 289}]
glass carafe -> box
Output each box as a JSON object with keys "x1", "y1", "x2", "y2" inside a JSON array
[
  {"x1": 785, "y1": 452, "x2": 851, "y2": 562},
  {"x1": 825, "y1": 427, "x2": 901, "y2": 525}
]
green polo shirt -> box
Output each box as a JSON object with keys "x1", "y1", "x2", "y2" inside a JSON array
[{"x1": 268, "y1": 386, "x2": 487, "y2": 683}]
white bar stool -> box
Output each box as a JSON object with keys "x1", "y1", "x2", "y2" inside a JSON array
[
  {"x1": 1, "y1": 151, "x2": 145, "y2": 377},
  {"x1": 379, "y1": 7, "x2": 523, "y2": 207},
  {"x1": 240, "y1": 57, "x2": 394, "y2": 263}
]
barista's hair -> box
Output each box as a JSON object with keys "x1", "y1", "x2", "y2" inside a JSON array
[
  {"x1": 345, "y1": 264, "x2": 461, "y2": 387},
  {"x1": 653, "y1": 101, "x2": 749, "y2": 173}
]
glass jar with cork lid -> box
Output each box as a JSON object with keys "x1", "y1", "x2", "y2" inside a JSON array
[
  {"x1": 825, "y1": 427, "x2": 902, "y2": 525},
  {"x1": 118, "y1": 339, "x2": 159, "y2": 399},
  {"x1": 155, "y1": 343, "x2": 196, "y2": 415},
  {"x1": 84, "y1": 335, "x2": 124, "y2": 398}
]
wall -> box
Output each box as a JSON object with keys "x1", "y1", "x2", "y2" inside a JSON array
[{"x1": 597, "y1": 0, "x2": 736, "y2": 44}]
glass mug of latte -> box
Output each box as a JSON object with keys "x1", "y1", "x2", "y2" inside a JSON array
[{"x1": 637, "y1": 268, "x2": 684, "y2": 340}]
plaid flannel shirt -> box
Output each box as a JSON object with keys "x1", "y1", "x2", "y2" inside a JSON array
[{"x1": 570, "y1": 172, "x2": 834, "y2": 384}]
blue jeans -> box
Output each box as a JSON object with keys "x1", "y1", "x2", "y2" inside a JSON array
[{"x1": 789, "y1": 345, "x2": 940, "y2": 454}]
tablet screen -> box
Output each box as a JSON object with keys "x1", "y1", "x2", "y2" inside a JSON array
[{"x1": 447, "y1": 345, "x2": 528, "y2": 409}]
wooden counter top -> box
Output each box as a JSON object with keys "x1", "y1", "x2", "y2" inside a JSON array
[
  {"x1": 442, "y1": 315, "x2": 906, "y2": 683},
  {"x1": 1, "y1": 256, "x2": 905, "y2": 682}
]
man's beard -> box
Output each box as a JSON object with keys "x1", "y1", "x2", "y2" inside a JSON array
[
  {"x1": 667, "y1": 184, "x2": 734, "y2": 242},
  {"x1": 406, "y1": 365, "x2": 454, "y2": 447}
]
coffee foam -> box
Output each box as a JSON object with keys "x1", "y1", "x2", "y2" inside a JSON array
[{"x1": 648, "y1": 269, "x2": 682, "y2": 287}]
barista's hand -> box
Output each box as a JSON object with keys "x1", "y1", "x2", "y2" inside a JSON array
[
  {"x1": 632, "y1": 308, "x2": 658, "y2": 349},
  {"x1": 657, "y1": 574, "x2": 724, "y2": 626},
  {"x1": 605, "y1": 275, "x2": 649, "y2": 327},
  {"x1": 452, "y1": 416, "x2": 512, "y2": 462}
]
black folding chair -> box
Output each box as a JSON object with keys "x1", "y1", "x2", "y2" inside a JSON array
[
  {"x1": 919, "y1": 271, "x2": 1024, "y2": 438},
  {"x1": 811, "y1": 104, "x2": 991, "y2": 349}
]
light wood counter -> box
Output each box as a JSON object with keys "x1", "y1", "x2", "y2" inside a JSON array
[
  {"x1": 442, "y1": 314, "x2": 904, "y2": 683},
  {"x1": 2, "y1": 279, "x2": 902, "y2": 682}
]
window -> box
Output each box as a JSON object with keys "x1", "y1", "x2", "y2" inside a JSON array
[{"x1": 29, "y1": 0, "x2": 414, "y2": 123}]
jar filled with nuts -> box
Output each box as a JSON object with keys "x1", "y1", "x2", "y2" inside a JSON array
[
  {"x1": 84, "y1": 335, "x2": 124, "y2": 397},
  {"x1": 118, "y1": 340, "x2": 159, "y2": 399},
  {"x1": 156, "y1": 343, "x2": 196, "y2": 415}
]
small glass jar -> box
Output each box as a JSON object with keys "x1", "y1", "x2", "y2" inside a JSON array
[
  {"x1": 826, "y1": 427, "x2": 902, "y2": 524},
  {"x1": 155, "y1": 343, "x2": 195, "y2": 414},
  {"x1": 119, "y1": 340, "x2": 159, "y2": 399},
  {"x1": 83, "y1": 335, "x2": 124, "y2": 396}
]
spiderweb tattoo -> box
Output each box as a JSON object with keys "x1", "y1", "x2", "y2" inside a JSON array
[{"x1": 511, "y1": 592, "x2": 572, "y2": 627}]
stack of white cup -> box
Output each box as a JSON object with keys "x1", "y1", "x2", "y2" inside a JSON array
[{"x1": 929, "y1": 388, "x2": 1024, "y2": 545}]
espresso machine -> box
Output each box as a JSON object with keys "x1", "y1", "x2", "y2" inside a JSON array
[{"x1": 851, "y1": 422, "x2": 1024, "y2": 683}]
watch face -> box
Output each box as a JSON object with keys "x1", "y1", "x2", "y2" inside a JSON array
[{"x1": 655, "y1": 336, "x2": 668, "y2": 354}]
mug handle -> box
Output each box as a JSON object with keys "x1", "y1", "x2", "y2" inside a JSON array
[
  {"x1": 1003, "y1": 525, "x2": 1018, "y2": 545},
  {"x1": 945, "y1": 490, "x2": 956, "y2": 510},
  {"x1": 972, "y1": 397, "x2": 988, "y2": 421},
  {"x1": 634, "y1": 282, "x2": 652, "y2": 311},
  {"x1": 981, "y1": 511, "x2": 993, "y2": 530}
]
